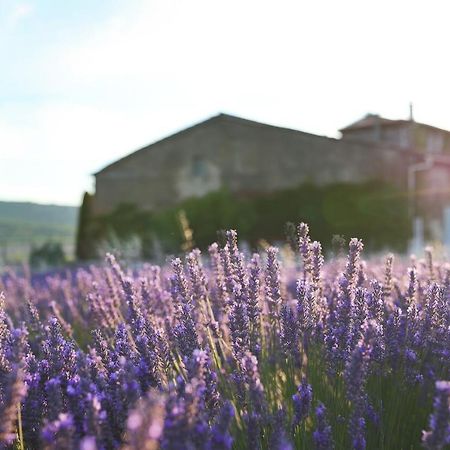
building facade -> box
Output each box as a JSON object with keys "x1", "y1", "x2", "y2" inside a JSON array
[{"x1": 91, "y1": 112, "x2": 450, "y2": 244}]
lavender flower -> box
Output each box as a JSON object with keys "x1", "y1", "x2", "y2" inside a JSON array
[
  {"x1": 385, "y1": 307, "x2": 402, "y2": 368},
  {"x1": 186, "y1": 249, "x2": 208, "y2": 305},
  {"x1": 265, "y1": 247, "x2": 282, "y2": 328},
  {"x1": 328, "y1": 275, "x2": 353, "y2": 366},
  {"x1": 280, "y1": 304, "x2": 300, "y2": 363},
  {"x1": 348, "y1": 287, "x2": 368, "y2": 353},
  {"x1": 225, "y1": 230, "x2": 248, "y2": 296},
  {"x1": 383, "y1": 254, "x2": 394, "y2": 300},
  {"x1": 229, "y1": 281, "x2": 250, "y2": 358},
  {"x1": 124, "y1": 391, "x2": 165, "y2": 450},
  {"x1": 220, "y1": 244, "x2": 235, "y2": 301},
  {"x1": 245, "y1": 412, "x2": 262, "y2": 450},
  {"x1": 208, "y1": 243, "x2": 228, "y2": 317},
  {"x1": 405, "y1": 267, "x2": 417, "y2": 308},
  {"x1": 162, "y1": 375, "x2": 209, "y2": 449},
  {"x1": 0, "y1": 224, "x2": 448, "y2": 449},
  {"x1": 41, "y1": 413, "x2": 75, "y2": 450},
  {"x1": 313, "y1": 402, "x2": 334, "y2": 450},
  {"x1": 185, "y1": 349, "x2": 220, "y2": 419},
  {"x1": 367, "y1": 280, "x2": 384, "y2": 323},
  {"x1": 297, "y1": 222, "x2": 311, "y2": 277},
  {"x1": 42, "y1": 318, "x2": 77, "y2": 383},
  {"x1": 344, "y1": 324, "x2": 372, "y2": 450},
  {"x1": 345, "y1": 238, "x2": 364, "y2": 290},
  {"x1": 422, "y1": 381, "x2": 450, "y2": 449},
  {"x1": 248, "y1": 253, "x2": 262, "y2": 355},
  {"x1": 0, "y1": 366, "x2": 27, "y2": 444},
  {"x1": 310, "y1": 241, "x2": 324, "y2": 287},
  {"x1": 292, "y1": 377, "x2": 313, "y2": 429},
  {"x1": 170, "y1": 259, "x2": 199, "y2": 357},
  {"x1": 296, "y1": 279, "x2": 314, "y2": 335},
  {"x1": 240, "y1": 352, "x2": 266, "y2": 415},
  {"x1": 206, "y1": 401, "x2": 234, "y2": 450},
  {"x1": 270, "y1": 410, "x2": 293, "y2": 450}
]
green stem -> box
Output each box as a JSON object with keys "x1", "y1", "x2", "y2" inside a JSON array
[{"x1": 17, "y1": 402, "x2": 24, "y2": 450}]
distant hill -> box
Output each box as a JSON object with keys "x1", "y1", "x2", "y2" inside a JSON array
[{"x1": 0, "y1": 201, "x2": 78, "y2": 263}]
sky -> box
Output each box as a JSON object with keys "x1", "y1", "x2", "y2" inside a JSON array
[{"x1": 1, "y1": 0, "x2": 449, "y2": 206}]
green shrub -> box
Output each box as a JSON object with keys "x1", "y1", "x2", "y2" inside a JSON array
[
  {"x1": 80, "y1": 181, "x2": 412, "y2": 259},
  {"x1": 29, "y1": 241, "x2": 66, "y2": 268}
]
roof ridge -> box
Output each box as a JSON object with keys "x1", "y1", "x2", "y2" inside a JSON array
[
  {"x1": 93, "y1": 113, "x2": 336, "y2": 175},
  {"x1": 93, "y1": 114, "x2": 224, "y2": 175},
  {"x1": 341, "y1": 114, "x2": 450, "y2": 134}
]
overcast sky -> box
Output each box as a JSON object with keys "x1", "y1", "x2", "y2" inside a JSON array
[{"x1": 1, "y1": 0, "x2": 449, "y2": 206}]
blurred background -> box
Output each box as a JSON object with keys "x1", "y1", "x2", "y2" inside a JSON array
[{"x1": 1, "y1": 0, "x2": 449, "y2": 268}]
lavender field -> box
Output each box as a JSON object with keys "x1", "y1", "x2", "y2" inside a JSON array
[{"x1": 0, "y1": 225, "x2": 449, "y2": 449}]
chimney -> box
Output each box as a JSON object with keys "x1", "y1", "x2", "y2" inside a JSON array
[{"x1": 409, "y1": 102, "x2": 414, "y2": 121}]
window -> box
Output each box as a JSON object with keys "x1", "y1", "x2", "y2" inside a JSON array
[
  {"x1": 192, "y1": 155, "x2": 206, "y2": 177},
  {"x1": 427, "y1": 132, "x2": 444, "y2": 153},
  {"x1": 399, "y1": 128, "x2": 409, "y2": 147}
]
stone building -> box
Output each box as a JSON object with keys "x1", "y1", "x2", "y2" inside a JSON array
[
  {"x1": 340, "y1": 114, "x2": 450, "y2": 223},
  {"x1": 92, "y1": 112, "x2": 450, "y2": 244},
  {"x1": 340, "y1": 113, "x2": 450, "y2": 153},
  {"x1": 93, "y1": 113, "x2": 450, "y2": 211}
]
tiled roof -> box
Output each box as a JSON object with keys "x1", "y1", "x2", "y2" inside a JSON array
[
  {"x1": 340, "y1": 114, "x2": 450, "y2": 135},
  {"x1": 340, "y1": 114, "x2": 406, "y2": 132}
]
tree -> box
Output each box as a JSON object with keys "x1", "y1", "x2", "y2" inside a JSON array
[{"x1": 76, "y1": 192, "x2": 96, "y2": 260}]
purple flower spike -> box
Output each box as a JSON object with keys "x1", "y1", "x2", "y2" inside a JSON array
[
  {"x1": 422, "y1": 380, "x2": 450, "y2": 449},
  {"x1": 207, "y1": 401, "x2": 234, "y2": 450},
  {"x1": 292, "y1": 377, "x2": 313, "y2": 429},
  {"x1": 41, "y1": 413, "x2": 75, "y2": 450},
  {"x1": 313, "y1": 402, "x2": 334, "y2": 450},
  {"x1": 265, "y1": 247, "x2": 282, "y2": 328},
  {"x1": 0, "y1": 367, "x2": 27, "y2": 445},
  {"x1": 270, "y1": 409, "x2": 293, "y2": 450}
]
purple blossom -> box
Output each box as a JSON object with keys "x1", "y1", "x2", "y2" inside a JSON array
[
  {"x1": 185, "y1": 349, "x2": 220, "y2": 418},
  {"x1": 0, "y1": 366, "x2": 27, "y2": 444},
  {"x1": 383, "y1": 254, "x2": 394, "y2": 300},
  {"x1": 245, "y1": 412, "x2": 262, "y2": 450},
  {"x1": 345, "y1": 238, "x2": 364, "y2": 290},
  {"x1": 265, "y1": 247, "x2": 282, "y2": 328},
  {"x1": 292, "y1": 377, "x2": 313, "y2": 429},
  {"x1": 206, "y1": 401, "x2": 234, "y2": 450},
  {"x1": 229, "y1": 281, "x2": 250, "y2": 358},
  {"x1": 422, "y1": 380, "x2": 450, "y2": 449},
  {"x1": 41, "y1": 413, "x2": 75, "y2": 449},
  {"x1": 313, "y1": 402, "x2": 334, "y2": 450},
  {"x1": 310, "y1": 241, "x2": 324, "y2": 287},
  {"x1": 225, "y1": 230, "x2": 248, "y2": 297},
  {"x1": 170, "y1": 259, "x2": 199, "y2": 358},
  {"x1": 344, "y1": 324, "x2": 372, "y2": 450},
  {"x1": 124, "y1": 391, "x2": 165, "y2": 450},
  {"x1": 207, "y1": 243, "x2": 228, "y2": 317},
  {"x1": 296, "y1": 279, "x2": 314, "y2": 335},
  {"x1": 240, "y1": 352, "x2": 266, "y2": 415},
  {"x1": 248, "y1": 253, "x2": 262, "y2": 355},
  {"x1": 0, "y1": 224, "x2": 448, "y2": 449},
  {"x1": 270, "y1": 410, "x2": 293, "y2": 450},
  {"x1": 297, "y1": 222, "x2": 311, "y2": 277},
  {"x1": 280, "y1": 304, "x2": 300, "y2": 363},
  {"x1": 186, "y1": 249, "x2": 209, "y2": 305}
]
